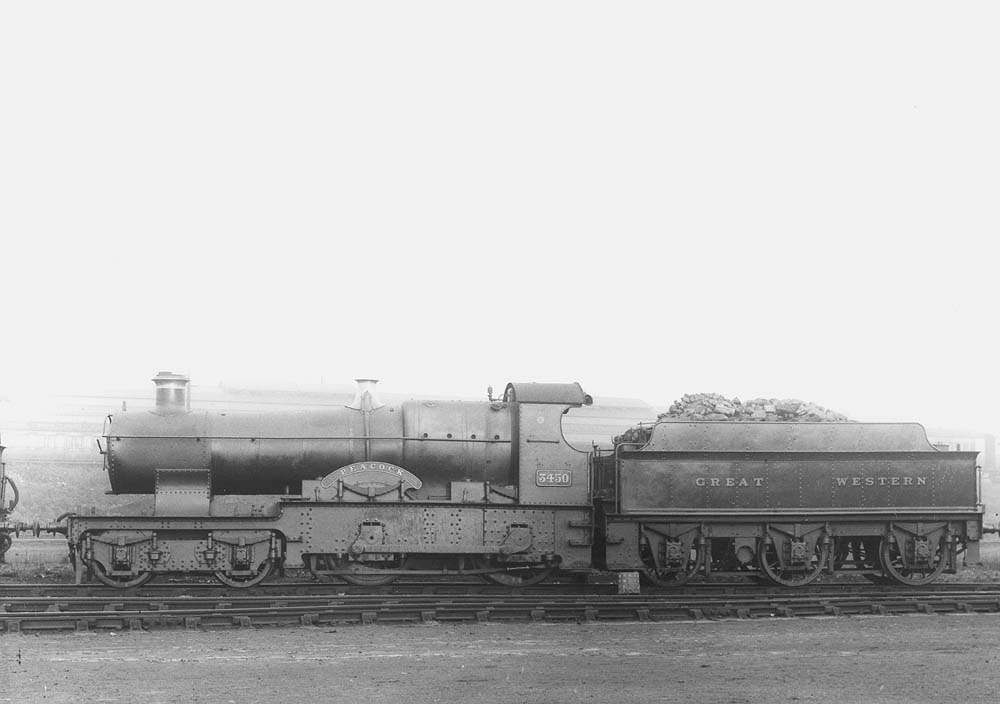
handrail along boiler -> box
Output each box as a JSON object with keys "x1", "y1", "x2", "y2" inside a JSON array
[{"x1": 66, "y1": 373, "x2": 985, "y2": 589}]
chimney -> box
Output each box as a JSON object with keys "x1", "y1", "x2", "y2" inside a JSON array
[{"x1": 152, "y1": 371, "x2": 191, "y2": 414}]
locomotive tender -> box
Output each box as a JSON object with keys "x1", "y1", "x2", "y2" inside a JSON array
[{"x1": 66, "y1": 372, "x2": 985, "y2": 589}]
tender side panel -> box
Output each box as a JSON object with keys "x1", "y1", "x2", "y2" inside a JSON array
[{"x1": 619, "y1": 452, "x2": 980, "y2": 513}]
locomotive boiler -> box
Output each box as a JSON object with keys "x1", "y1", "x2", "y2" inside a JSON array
[
  {"x1": 109, "y1": 375, "x2": 536, "y2": 497},
  {"x1": 64, "y1": 372, "x2": 986, "y2": 590}
]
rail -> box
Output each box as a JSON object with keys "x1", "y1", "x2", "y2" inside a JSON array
[{"x1": 4, "y1": 583, "x2": 1000, "y2": 633}]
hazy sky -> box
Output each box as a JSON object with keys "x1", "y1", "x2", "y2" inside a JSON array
[{"x1": 1, "y1": 3, "x2": 997, "y2": 431}]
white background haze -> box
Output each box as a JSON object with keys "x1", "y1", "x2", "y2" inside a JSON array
[{"x1": 1, "y1": 2, "x2": 997, "y2": 431}]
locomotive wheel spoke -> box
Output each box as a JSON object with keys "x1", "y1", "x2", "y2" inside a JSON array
[
  {"x1": 758, "y1": 539, "x2": 828, "y2": 587},
  {"x1": 214, "y1": 558, "x2": 276, "y2": 588},
  {"x1": 89, "y1": 561, "x2": 154, "y2": 589},
  {"x1": 862, "y1": 572, "x2": 893, "y2": 584},
  {"x1": 339, "y1": 556, "x2": 409, "y2": 586},
  {"x1": 878, "y1": 538, "x2": 949, "y2": 586},
  {"x1": 340, "y1": 572, "x2": 398, "y2": 586},
  {"x1": 306, "y1": 554, "x2": 347, "y2": 582},
  {"x1": 306, "y1": 553, "x2": 323, "y2": 579},
  {"x1": 475, "y1": 557, "x2": 556, "y2": 587}
]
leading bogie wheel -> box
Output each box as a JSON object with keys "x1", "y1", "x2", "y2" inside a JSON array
[{"x1": 89, "y1": 560, "x2": 154, "y2": 589}]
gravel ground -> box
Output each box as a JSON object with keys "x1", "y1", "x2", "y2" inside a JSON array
[
  {"x1": 2, "y1": 616, "x2": 1000, "y2": 704},
  {"x1": 4, "y1": 537, "x2": 1000, "y2": 704}
]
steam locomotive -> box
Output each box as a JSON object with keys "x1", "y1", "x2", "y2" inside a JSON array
[
  {"x1": 64, "y1": 372, "x2": 985, "y2": 589},
  {"x1": 0, "y1": 437, "x2": 19, "y2": 562}
]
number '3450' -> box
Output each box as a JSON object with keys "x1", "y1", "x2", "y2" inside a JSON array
[{"x1": 535, "y1": 471, "x2": 571, "y2": 486}]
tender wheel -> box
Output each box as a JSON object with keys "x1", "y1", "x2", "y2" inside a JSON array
[
  {"x1": 214, "y1": 558, "x2": 275, "y2": 588},
  {"x1": 879, "y1": 537, "x2": 949, "y2": 586},
  {"x1": 639, "y1": 535, "x2": 703, "y2": 587},
  {"x1": 89, "y1": 561, "x2": 154, "y2": 588},
  {"x1": 758, "y1": 538, "x2": 828, "y2": 587},
  {"x1": 475, "y1": 557, "x2": 556, "y2": 587}
]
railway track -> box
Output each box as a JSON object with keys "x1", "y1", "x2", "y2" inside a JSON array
[
  {"x1": 3, "y1": 582, "x2": 1000, "y2": 633},
  {"x1": 4, "y1": 577, "x2": 1000, "y2": 598}
]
